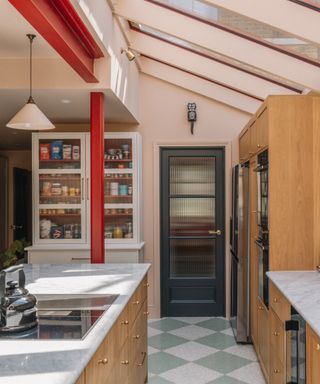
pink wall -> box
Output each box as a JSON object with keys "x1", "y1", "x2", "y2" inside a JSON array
[{"x1": 108, "y1": 73, "x2": 250, "y2": 317}]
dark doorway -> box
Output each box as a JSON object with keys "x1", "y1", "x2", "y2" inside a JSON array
[
  {"x1": 13, "y1": 168, "x2": 32, "y2": 243},
  {"x1": 160, "y1": 147, "x2": 225, "y2": 317}
]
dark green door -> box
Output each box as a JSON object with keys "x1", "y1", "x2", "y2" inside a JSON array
[{"x1": 160, "y1": 148, "x2": 225, "y2": 317}]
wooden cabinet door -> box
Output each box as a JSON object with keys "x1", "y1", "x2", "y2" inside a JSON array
[
  {"x1": 257, "y1": 108, "x2": 268, "y2": 150},
  {"x1": 249, "y1": 121, "x2": 258, "y2": 157},
  {"x1": 258, "y1": 298, "x2": 269, "y2": 380},
  {"x1": 239, "y1": 129, "x2": 250, "y2": 163},
  {"x1": 307, "y1": 325, "x2": 320, "y2": 384}
]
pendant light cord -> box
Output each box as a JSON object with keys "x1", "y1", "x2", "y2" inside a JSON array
[{"x1": 26, "y1": 34, "x2": 36, "y2": 104}]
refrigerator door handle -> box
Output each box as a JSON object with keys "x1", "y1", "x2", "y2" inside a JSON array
[{"x1": 285, "y1": 320, "x2": 299, "y2": 384}]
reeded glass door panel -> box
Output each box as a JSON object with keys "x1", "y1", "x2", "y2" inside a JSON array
[
  {"x1": 39, "y1": 174, "x2": 82, "y2": 205},
  {"x1": 104, "y1": 138, "x2": 133, "y2": 170},
  {"x1": 39, "y1": 208, "x2": 81, "y2": 240},
  {"x1": 170, "y1": 239, "x2": 216, "y2": 278},
  {"x1": 170, "y1": 198, "x2": 215, "y2": 236},
  {"x1": 170, "y1": 157, "x2": 215, "y2": 196},
  {"x1": 39, "y1": 139, "x2": 81, "y2": 170},
  {"x1": 104, "y1": 173, "x2": 133, "y2": 204},
  {"x1": 104, "y1": 208, "x2": 133, "y2": 240}
]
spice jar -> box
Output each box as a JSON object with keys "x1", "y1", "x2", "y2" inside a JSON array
[
  {"x1": 113, "y1": 227, "x2": 123, "y2": 238},
  {"x1": 51, "y1": 183, "x2": 62, "y2": 195}
]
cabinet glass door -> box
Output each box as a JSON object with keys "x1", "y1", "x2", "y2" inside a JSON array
[
  {"x1": 35, "y1": 136, "x2": 86, "y2": 243},
  {"x1": 104, "y1": 137, "x2": 135, "y2": 241}
]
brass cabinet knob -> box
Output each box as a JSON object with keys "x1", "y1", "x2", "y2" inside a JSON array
[
  {"x1": 273, "y1": 297, "x2": 278, "y2": 303},
  {"x1": 143, "y1": 283, "x2": 150, "y2": 287},
  {"x1": 133, "y1": 300, "x2": 140, "y2": 305},
  {"x1": 121, "y1": 320, "x2": 129, "y2": 325},
  {"x1": 98, "y1": 358, "x2": 108, "y2": 365},
  {"x1": 273, "y1": 331, "x2": 280, "y2": 337},
  {"x1": 316, "y1": 343, "x2": 320, "y2": 351},
  {"x1": 143, "y1": 311, "x2": 150, "y2": 316},
  {"x1": 273, "y1": 369, "x2": 280, "y2": 374},
  {"x1": 121, "y1": 360, "x2": 129, "y2": 365},
  {"x1": 257, "y1": 144, "x2": 261, "y2": 148},
  {"x1": 258, "y1": 306, "x2": 264, "y2": 310},
  {"x1": 133, "y1": 334, "x2": 141, "y2": 339}
]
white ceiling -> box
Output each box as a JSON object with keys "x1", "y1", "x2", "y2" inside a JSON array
[{"x1": 0, "y1": 0, "x2": 138, "y2": 150}]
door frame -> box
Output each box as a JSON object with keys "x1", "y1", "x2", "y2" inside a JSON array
[{"x1": 149, "y1": 141, "x2": 232, "y2": 319}]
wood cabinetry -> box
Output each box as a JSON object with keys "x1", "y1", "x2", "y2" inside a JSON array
[
  {"x1": 307, "y1": 324, "x2": 320, "y2": 384},
  {"x1": 79, "y1": 276, "x2": 148, "y2": 384},
  {"x1": 257, "y1": 298, "x2": 269, "y2": 380},
  {"x1": 268, "y1": 282, "x2": 291, "y2": 384},
  {"x1": 239, "y1": 128, "x2": 250, "y2": 163}
]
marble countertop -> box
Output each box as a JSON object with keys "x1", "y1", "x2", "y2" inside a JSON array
[
  {"x1": 0, "y1": 263, "x2": 150, "y2": 384},
  {"x1": 268, "y1": 271, "x2": 320, "y2": 337}
]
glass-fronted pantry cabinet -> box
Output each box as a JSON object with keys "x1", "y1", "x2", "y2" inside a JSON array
[{"x1": 27, "y1": 132, "x2": 143, "y2": 264}]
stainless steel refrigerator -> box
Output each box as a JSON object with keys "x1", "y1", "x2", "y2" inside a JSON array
[{"x1": 230, "y1": 162, "x2": 250, "y2": 343}]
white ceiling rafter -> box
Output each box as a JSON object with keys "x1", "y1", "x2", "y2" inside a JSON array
[
  {"x1": 113, "y1": 0, "x2": 320, "y2": 91},
  {"x1": 140, "y1": 56, "x2": 260, "y2": 114},
  {"x1": 128, "y1": 29, "x2": 299, "y2": 100},
  {"x1": 204, "y1": 0, "x2": 320, "y2": 46}
]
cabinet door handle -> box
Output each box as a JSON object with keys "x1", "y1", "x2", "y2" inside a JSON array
[
  {"x1": 133, "y1": 300, "x2": 140, "y2": 305},
  {"x1": 316, "y1": 343, "x2": 320, "y2": 351},
  {"x1": 86, "y1": 178, "x2": 89, "y2": 200},
  {"x1": 273, "y1": 369, "x2": 280, "y2": 374},
  {"x1": 273, "y1": 331, "x2": 280, "y2": 337},
  {"x1": 133, "y1": 334, "x2": 140, "y2": 339},
  {"x1": 121, "y1": 360, "x2": 129, "y2": 365},
  {"x1": 208, "y1": 229, "x2": 222, "y2": 236},
  {"x1": 143, "y1": 311, "x2": 150, "y2": 316},
  {"x1": 273, "y1": 297, "x2": 279, "y2": 303},
  {"x1": 98, "y1": 358, "x2": 108, "y2": 365},
  {"x1": 258, "y1": 306, "x2": 264, "y2": 310},
  {"x1": 71, "y1": 257, "x2": 90, "y2": 261},
  {"x1": 81, "y1": 178, "x2": 84, "y2": 200},
  {"x1": 120, "y1": 320, "x2": 129, "y2": 325},
  {"x1": 143, "y1": 283, "x2": 150, "y2": 288},
  {"x1": 137, "y1": 352, "x2": 147, "y2": 367}
]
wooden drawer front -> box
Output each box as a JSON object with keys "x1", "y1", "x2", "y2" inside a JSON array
[
  {"x1": 307, "y1": 325, "x2": 320, "y2": 384},
  {"x1": 135, "y1": 332, "x2": 148, "y2": 384},
  {"x1": 129, "y1": 277, "x2": 148, "y2": 325},
  {"x1": 270, "y1": 353, "x2": 285, "y2": 384},
  {"x1": 270, "y1": 309, "x2": 285, "y2": 365},
  {"x1": 85, "y1": 326, "x2": 116, "y2": 384},
  {"x1": 269, "y1": 282, "x2": 290, "y2": 323},
  {"x1": 112, "y1": 340, "x2": 130, "y2": 384},
  {"x1": 114, "y1": 305, "x2": 130, "y2": 352},
  {"x1": 130, "y1": 300, "x2": 148, "y2": 359}
]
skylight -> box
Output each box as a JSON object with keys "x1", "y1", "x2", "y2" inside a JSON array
[
  {"x1": 149, "y1": 0, "x2": 320, "y2": 64},
  {"x1": 130, "y1": 21, "x2": 303, "y2": 93}
]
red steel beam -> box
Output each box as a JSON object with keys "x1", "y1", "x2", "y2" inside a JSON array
[
  {"x1": 90, "y1": 92, "x2": 105, "y2": 263},
  {"x1": 9, "y1": 0, "x2": 102, "y2": 83}
]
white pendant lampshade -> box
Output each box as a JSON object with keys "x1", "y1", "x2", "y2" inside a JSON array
[
  {"x1": 6, "y1": 97, "x2": 55, "y2": 130},
  {"x1": 6, "y1": 34, "x2": 55, "y2": 131}
]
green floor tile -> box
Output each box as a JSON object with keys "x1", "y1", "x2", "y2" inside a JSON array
[
  {"x1": 149, "y1": 333, "x2": 187, "y2": 350},
  {"x1": 148, "y1": 352, "x2": 187, "y2": 375},
  {"x1": 196, "y1": 351, "x2": 251, "y2": 374},
  {"x1": 149, "y1": 318, "x2": 188, "y2": 332},
  {"x1": 207, "y1": 376, "x2": 248, "y2": 384},
  {"x1": 197, "y1": 333, "x2": 236, "y2": 350},
  {"x1": 197, "y1": 318, "x2": 230, "y2": 332}
]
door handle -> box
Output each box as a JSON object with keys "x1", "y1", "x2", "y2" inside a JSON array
[
  {"x1": 209, "y1": 230, "x2": 222, "y2": 236},
  {"x1": 9, "y1": 225, "x2": 23, "y2": 230}
]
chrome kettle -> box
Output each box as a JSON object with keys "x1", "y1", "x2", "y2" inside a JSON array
[{"x1": 0, "y1": 265, "x2": 38, "y2": 333}]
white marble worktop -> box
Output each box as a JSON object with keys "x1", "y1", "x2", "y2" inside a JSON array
[
  {"x1": 0, "y1": 263, "x2": 150, "y2": 384},
  {"x1": 268, "y1": 270, "x2": 320, "y2": 338}
]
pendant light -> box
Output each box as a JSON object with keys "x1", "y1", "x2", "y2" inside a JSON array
[{"x1": 6, "y1": 34, "x2": 55, "y2": 130}]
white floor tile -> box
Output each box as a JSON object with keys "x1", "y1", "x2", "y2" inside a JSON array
[
  {"x1": 227, "y1": 362, "x2": 266, "y2": 384},
  {"x1": 168, "y1": 325, "x2": 216, "y2": 340},
  {"x1": 224, "y1": 344, "x2": 258, "y2": 362},
  {"x1": 165, "y1": 341, "x2": 218, "y2": 361},
  {"x1": 160, "y1": 362, "x2": 222, "y2": 384}
]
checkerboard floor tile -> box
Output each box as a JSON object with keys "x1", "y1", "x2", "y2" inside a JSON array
[{"x1": 148, "y1": 317, "x2": 266, "y2": 384}]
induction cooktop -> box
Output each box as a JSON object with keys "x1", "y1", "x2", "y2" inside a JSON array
[{"x1": 0, "y1": 294, "x2": 119, "y2": 340}]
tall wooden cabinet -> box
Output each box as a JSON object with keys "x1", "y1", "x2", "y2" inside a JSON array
[{"x1": 239, "y1": 95, "x2": 320, "y2": 382}]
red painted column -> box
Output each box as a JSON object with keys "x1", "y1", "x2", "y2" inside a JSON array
[{"x1": 90, "y1": 92, "x2": 105, "y2": 263}]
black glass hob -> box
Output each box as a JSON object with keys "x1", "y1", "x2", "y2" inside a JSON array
[{"x1": 0, "y1": 294, "x2": 119, "y2": 340}]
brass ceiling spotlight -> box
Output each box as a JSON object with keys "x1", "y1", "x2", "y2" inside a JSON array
[{"x1": 121, "y1": 47, "x2": 136, "y2": 62}]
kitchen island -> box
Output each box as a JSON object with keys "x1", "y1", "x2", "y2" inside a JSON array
[{"x1": 0, "y1": 263, "x2": 150, "y2": 384}]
